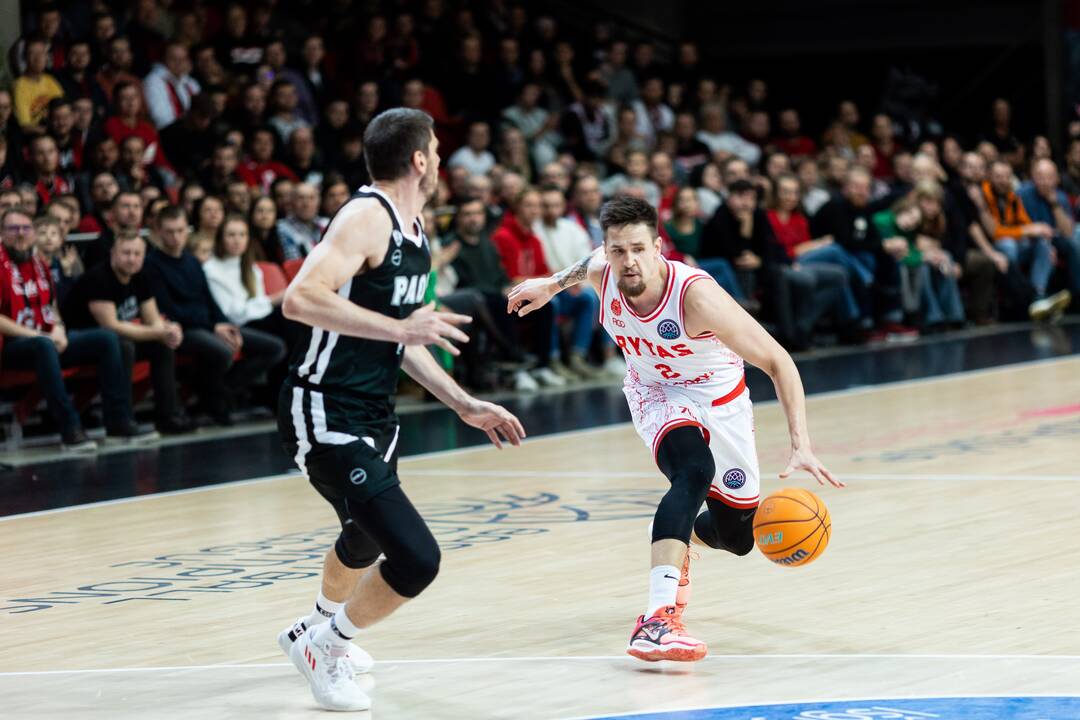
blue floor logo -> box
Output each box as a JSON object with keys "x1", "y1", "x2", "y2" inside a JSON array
[{"x1": 591, "y1": 696, "x2": 1080, "y2": 719}]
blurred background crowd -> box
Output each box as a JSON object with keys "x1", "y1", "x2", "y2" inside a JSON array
[{"x1": 2, "y1": 0, "x2": 1079, "y2": 451}]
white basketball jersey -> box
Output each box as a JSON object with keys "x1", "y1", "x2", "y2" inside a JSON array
[{"x1": 598, "y1": 258, "x2": 745, "y2": 393}]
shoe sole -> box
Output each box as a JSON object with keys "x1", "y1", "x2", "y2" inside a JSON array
[
  {"x1": 626, "y1": 642, "x2": 708, "y2": 662},
  {"x1": 288, "y1": 637, "x2": 371, "y2": 711}
]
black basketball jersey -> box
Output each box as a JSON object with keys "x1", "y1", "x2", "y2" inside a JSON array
[{"x1": 288, "y1": 185, "x2": 432, "y2": 399}]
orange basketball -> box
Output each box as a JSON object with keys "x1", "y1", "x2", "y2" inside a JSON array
[{"x1": 752, "y1": 487, "x2": 831, "y2": 567}]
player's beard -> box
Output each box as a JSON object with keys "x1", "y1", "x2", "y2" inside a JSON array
[
  {"x1": 419, "y1": 160, "x2": 438, "y2": 200},
  {"x1": 617, "y1": 274, "x2": 647, "y2": 297}
]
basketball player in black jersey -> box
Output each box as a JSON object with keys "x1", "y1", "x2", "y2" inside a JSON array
[{"x1": 275, "y1": 108, "x2": 525, "y2": 711}]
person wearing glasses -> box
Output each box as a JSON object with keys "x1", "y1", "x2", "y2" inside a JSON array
[{"x1": 0, "y1": 206, "x2": 156, "y2": 452}]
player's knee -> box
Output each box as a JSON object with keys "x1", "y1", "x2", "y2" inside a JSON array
[
  {"x1": 721, "y1": 527, "x2": 756, "y2": 557},
  {"x1": 334, "y1": 529, "x2": 380, "y2": 569},
  {"x1": 380, "y1": 539, "x2": 441, "y2": 598}
]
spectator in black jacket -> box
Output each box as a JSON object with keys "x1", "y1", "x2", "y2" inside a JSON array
[
  {"x1": 805, "y1": 167, "x2": 910, "y2": 332},
  {"x1": 142, "y1": 205, "x2": 282, "y2": 424},
  {"x1": 698, "y1": 179, "x2": 765, "y2": 307}
]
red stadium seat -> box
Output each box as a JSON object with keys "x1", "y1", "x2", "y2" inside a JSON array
[
  {"x1": 258, "y1": 261, "x2": 289, "y2": 295},
  {"x1": 282, "y1": 258, "x2": 304, "y2": 282}
]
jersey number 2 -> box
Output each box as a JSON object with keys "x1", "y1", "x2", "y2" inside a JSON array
[{"x1": 655, "y1": 363, "x2": 681, "y2": 379}]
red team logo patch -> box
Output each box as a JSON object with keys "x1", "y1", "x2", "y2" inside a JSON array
[{"x1": 611, "y1": 298, "x2": 622, "y2": 316}]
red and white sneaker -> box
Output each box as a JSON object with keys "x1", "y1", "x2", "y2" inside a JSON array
[
  {"x1": 675, "y1": 549, "x2": 699, "y2": 615},
  {"x1": 278, "y1": 617, "x2": 374, "y2": 674},
  {"x1": 627, "y1": 605, "x2": 708, "y2": 662}
]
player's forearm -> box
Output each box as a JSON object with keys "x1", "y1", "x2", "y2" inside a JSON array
[
  {"x1": 551, "y1": 247, "x2": 604, "y2": 291},
  {"x1": 767, "y1": 351, "x2": 810, "y2": 451},
  {"x1": 283, "y1": 284, "x2": 404, "y2": 344},
  {"x1": 401, "y1": 345, "x2": 472, "y2": 413}
]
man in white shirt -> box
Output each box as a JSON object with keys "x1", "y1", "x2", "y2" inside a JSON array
[
  {"x1": 631, "y1": 76, "x2": 674, "y2": 151},
  {"x1": 533, "y1": 185, "x2": 607, "y2": 379},
  {"x1": 143, "y1": 42, "x2": 201, "y2": 130},
  {"x1": 696, "y1": 102, "x2": 761, "y2": 167},
  {"x1": 448, "y1": 121, "x2": 496, "y2": 177}
]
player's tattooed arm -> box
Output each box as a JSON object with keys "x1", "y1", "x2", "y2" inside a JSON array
[
  {"x1": 508, "y1": 247, "x2": 606, "y2": 316},
  {"x1": 554, "y1": 252, "x2": 593, "y2": 289}
]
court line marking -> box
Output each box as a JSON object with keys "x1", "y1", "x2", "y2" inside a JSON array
[
  {"x1": 2, "y1": 354, "x2": 1077, "y2": 524},
  {"x1": 4, "y1": 653, "x2": 1080, "y2": 677},
  {"x1": 564, "y1": 692, "x2": 1080, "y2": 720},
  {"x1": 403, "y1": 469, "x2": 1080, "y2": 482}
]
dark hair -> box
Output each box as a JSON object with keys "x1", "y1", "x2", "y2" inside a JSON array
[
  {"x1": 599, "y1": 195, "x2": 657, "y2": 236},
  {"x1": 539, "y1": 183, "x2": 563, "y2": 195},
  {"x1": 111, "y1": 190, "x2": 141, "y2": 207},
  {"x1": 362, "y1": 108, "x2": 435, "y2": 182},
  {"x1": 157, "y1": 204, "x2": 187, "y2": 225}
]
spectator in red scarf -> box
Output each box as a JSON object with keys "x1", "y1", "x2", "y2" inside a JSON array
[{"x1": 0, "y1": 206, "x2": 155, "y2": 451}]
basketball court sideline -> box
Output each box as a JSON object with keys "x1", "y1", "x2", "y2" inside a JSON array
[{"x1": 3, "y1": 356, "x2": 1080, "y2": 718}]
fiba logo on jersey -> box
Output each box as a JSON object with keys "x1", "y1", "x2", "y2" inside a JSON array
[
  {"x1": 722, "y1": 468, "x2": 746, "y2": 489},
  {"x1": 610, "y1": 298, "x2": 622, "y2": 316},
  {"x1": 349, "y1": 468, "x2": 368, "y2": 485},
  {"x1": 657, "y1": 319, "x2": 681, "y2": 340}
]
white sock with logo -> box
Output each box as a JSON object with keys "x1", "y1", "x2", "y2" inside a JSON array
[
  {"x1": 305, "y1": 591, "x2": 343, "y2": 628},
  {"x1": 645, "y1": 565, "x2": 680, "y2": 619},
  {"x1": 312, "y1": 608, "x2": 359, "y2": 655}
]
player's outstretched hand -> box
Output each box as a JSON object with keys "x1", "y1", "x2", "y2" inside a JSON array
[
  {"x1": 401, "y1": 302, "x2": 471, "y2": 356},
  {"x1": 458, "y1": 399, "x2": 526, "y2": 449},
  {"x1": 507, "y1": 277, "x2": 557, "y2": 317},
  {"x1": 779, "y1": 446, "x2": 845, "y2": 488}
]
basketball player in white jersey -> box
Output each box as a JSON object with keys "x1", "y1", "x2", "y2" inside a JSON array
[{"x1": 508, "y1": 195, "x2": 843, "y2": 662}]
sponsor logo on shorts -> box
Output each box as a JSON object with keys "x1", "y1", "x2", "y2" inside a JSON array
[
  {"x1": 722, "y1": 468, "x2": 746, "y2": 489},
  {"x1": 349, "y1": 467, "x2": 368, "y2": 485},
  {"x1": 610, "y1": 298, "x2": 622, "y2": 316},
  {"x1": 657, "y1": 319, "x2": 680, "y2": 340}
]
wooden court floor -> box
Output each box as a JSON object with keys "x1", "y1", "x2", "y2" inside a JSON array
[{"x1": 3, "y1": 357, "x2": 1080, "y2": 719}]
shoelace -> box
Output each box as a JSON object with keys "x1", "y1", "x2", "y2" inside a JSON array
[
  {"x1": 326, "y1": 656, "x2": 356, "y2": 686},
  {"x1": 658, "y1": 610, "x2": 689, "y2": 635}
]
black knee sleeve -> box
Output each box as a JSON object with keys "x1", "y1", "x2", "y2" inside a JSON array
[
  {"x1": 694, "y1": 497, "x2": 756, "y2": 556},
  {"x1": 379, "y1": 539, "x2": 441, "y2": 598},
  {"x1": 653, "y1": 427, "x2": 716, "y2": 544},
  {"x1": 333, "y1": 520, "x2": 381, "y2": 569},
  {"x1": 344, "y1": 485, "x2": 442, "y2": 598}
]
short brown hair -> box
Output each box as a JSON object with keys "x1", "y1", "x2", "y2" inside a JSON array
[{"x1": 599, "y1": 195, "x2": 657, "y2": 237}]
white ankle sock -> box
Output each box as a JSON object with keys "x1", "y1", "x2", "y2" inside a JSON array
[
  {"x1": 645, "y1": 564, "x2": 680, "y2": 619},
  {"x1": 306, "y1": 592, "x2": 343, "y2": 627},
  {"x1": 314, "y1": 608, "x2": 359, "y2": 653}
]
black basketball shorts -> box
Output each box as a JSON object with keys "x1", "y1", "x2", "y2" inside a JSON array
[{"x1": 278, "y1": 381, "x2": 402, "y2": 506}]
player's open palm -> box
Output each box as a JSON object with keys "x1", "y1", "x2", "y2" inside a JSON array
[
  {"x1": 780, "y1": 446, "x2": 844, "y2": 488},
  {"x1": 458, "y1": 399, "x2": 526, "y2": 449},
  {"x1": 401, "y1": 302, "x2": 472, "y2": 355},
  {"x1": 507, "y1": 277, "x2": 557, "y2": 316}
]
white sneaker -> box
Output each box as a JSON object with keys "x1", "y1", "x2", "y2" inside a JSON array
[
  {"x1": 512, "y1": 369, "x2": 540, "y2": 392},
  {"x1": 1029, "y1": 290, "x2": 1072, "y2": 322},
  {"x1": 602, "y1": 355, "x2": 627, "y2": 378},
  {"x1": 278, "y1": 617, "x2": 374, "y2": 674},
  {"x1": 290, "y1": 628, "x2": 372, "y2": 711},
  {"x1": 532, "y1": 366, "x2": 567, "y2": 387}
]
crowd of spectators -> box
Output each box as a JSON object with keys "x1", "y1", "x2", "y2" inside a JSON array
[{"x1": 2, "y1": 1, "x2": 1079, "y2": 451}]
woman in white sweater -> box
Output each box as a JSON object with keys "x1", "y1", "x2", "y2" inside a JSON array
[{"x1": 203, "y1": 215, "x2": 291, "y2": 375}]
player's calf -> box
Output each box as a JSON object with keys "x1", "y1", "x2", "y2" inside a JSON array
[{"x1": 693, "y1": 497, "x2": 756, "y2": 556}]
